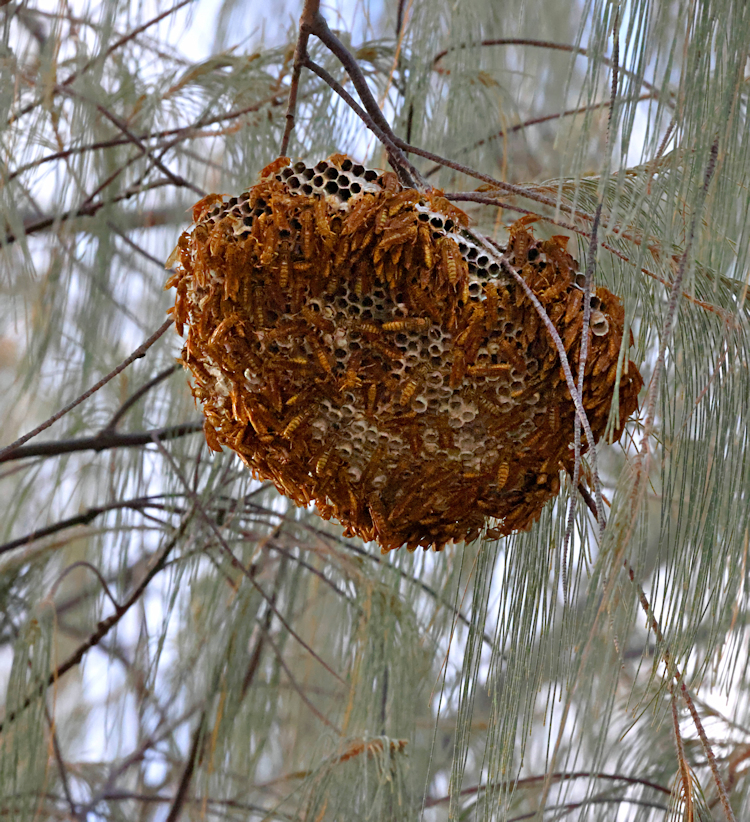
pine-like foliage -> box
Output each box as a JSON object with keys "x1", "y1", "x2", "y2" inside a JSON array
[{"x1": 1, "y1": 1, "x2": 749, "y2": 820}]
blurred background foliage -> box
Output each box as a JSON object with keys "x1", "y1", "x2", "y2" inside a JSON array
[{"x1": 1, "y1": 0, "x2": 749, "y2": 819}]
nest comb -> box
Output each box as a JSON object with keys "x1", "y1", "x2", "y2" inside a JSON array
[{"x1": 166, "y1": 154, "x2": 643, "y2": 552}]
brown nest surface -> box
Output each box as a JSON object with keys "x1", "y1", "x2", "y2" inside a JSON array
[{"x1": 166, "y1": 155, "x2": 642, "y2": 552}]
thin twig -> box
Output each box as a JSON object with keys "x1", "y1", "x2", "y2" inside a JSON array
[
  {"x1": 103, "y1": 365, "x2": 180, "y2": 432},
  {"x1": 279, "y1": 0, "x2": 320, "y2": 155},
  {"x1": 9, "y1": 91, "x2": 287, "y2": 184},
  {"x1": 0, "y1": 496, "x2": 179, "y2": 557},
  {"x1": 108, "y1": 220, "x2": 171, "y2": 268},
  {"x1": 302, "y1": 57, "x2": 405, "y2": 158},
  {"x1": 150, "y1": 432, "x2": 346, "y2": 686},
  {"x1": 2, "y1": 419, "x2": 202, "y2": 462},
  {"x1": 307, "y1": 12, "x2": 422, "y2": 188},
  {"x1": 0, "y1": 523, "x2": 186, "y2": 735},
  {"x1": 263, "y1": 630, "x2": 341, "y2": 732},
  {"x1": 640, "y1": 137, "x2": 719, "y2": 443},
  {"x1": 48, "y1": 561, "x2": 121, "y2": 611},
  {"x1": 56, "y1": 86, "x2": 205, "y2": 197},
  {"x1": 424, "y1": 93, "x2": 655, "y2": 179},
  {"x1": 164, "y1": 710, "x2": 207, "y2": 822},
  {"x1": 479, "y1": 236, "x2": 605, "y2": 525},
  {"x1": 671, "y1": 686, "x2": 695, "y2": 820},
  {"x1": 445, "y1": 190, "x2": 733, "y2": 321},
  {"x1": 0, "y1": 319, "x2": 174, "y2": 461},
  {"x1": 6, "y1": 176, "x2": 183, "y2": 245},
  {"x1": 432, "y1": 38, "x2": 666, "y2": 102},
  {"x1": 8, "y1": 0, "x2": 193, "y2": 125},
  {"x1": 424, "y1": 770, "x2": 670, "y2": 808},
  {"x1": 44, "y1": 705, "x2": 86, "y2": 822},
  {"x1": 577, "y1": 481, "x2": 737, "y2": 822},
  {"x1": 561, "y1": 20, "x2": 620, "y2": 595}
]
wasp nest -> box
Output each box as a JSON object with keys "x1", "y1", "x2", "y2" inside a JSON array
[{"x1": 166, "y1": 155, "x2": 643, "y2": 552}]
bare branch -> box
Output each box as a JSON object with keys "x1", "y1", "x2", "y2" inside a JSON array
[
  {"x1": 0, "y1": 319, "x2": 174, "y2": 461},
  {"x1": 279, "y1": 0, "x2": 320, "y2": 156}
]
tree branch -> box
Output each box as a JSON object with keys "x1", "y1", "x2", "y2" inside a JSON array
[
  {"x1": 279, "y1": 0, "x2": 320, "y2": 156},
  {"x1": 0, "y1": 319, "x2": 174, "y2": 461},
  {"x1": 0, "y1": 522, "x2": 186, "y2": 734}
]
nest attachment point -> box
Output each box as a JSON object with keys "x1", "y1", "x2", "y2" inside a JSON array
[{"x1": 166, "y1": 154, "x2": 643, "y2": 553}]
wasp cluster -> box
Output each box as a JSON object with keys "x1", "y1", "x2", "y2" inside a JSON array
[{"x1": 166, "y1": 155, "x2": 643, "y2": 552}]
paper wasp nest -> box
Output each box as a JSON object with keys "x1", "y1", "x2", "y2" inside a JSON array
[{"x1": 166, "y1": 155, "x2": 642, "y2": 552}]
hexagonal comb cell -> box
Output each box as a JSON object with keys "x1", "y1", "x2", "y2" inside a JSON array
[{"x1": 166, "y1": 155, "x2": 643, "y2": 553}]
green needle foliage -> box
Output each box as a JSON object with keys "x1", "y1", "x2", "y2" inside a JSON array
[{"x1": 1, "y1": 1, "x2": 749, "y2": 820}]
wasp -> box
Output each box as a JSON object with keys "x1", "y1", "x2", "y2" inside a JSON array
[
  {"x1": 346, "y1": 483, "x2": 360, "y2": 518},
  {"x1": 299, "y1": 209, "x2": 315, "y2": 259},
  {"x1": 496, "y1": 461, "x2": 510, "y2": 489},
  {"x1": 285, "y1": 390, "x2": 308, "y2": 407},
  {"x1": 311, "y1": 258, "x2": 332, "y2": 296},
  {"x1": 380, "y1": 172, "x2": 400, "y2": 196},
  {"x1": 260, "y1": 156, "x2": 291, "y2": 178},
  {"x1": 222, "y1": 251, "x2": 245, "y2": 303},
  {"x1": 333, "y1": 237, "x2": 351, "y2": 269},
  {"x1": 387, "y1": 189, "x2": 420, "y2": 216},
  {"x1": 350, "y1": 226, "x2": 375, "y2": 255},
  {"x1": 208, "y1": 312, "x2": 239, "y2": 348},
  {"x1": 290, "y1": 277, "x2": 306, "y2": 314},
  {"x1": 191, "y1": 192, "x2": 226, "y2": 224},
  {"x1": 540, "y1": 276, "x2": 569, "y2": 304},
  {"x1": 259, "y1": 223, "x2": 279, "y2": 266},
  {"x1": 301, "y1": 305, "x2": 335, "y2": 334},
  {"x1": 438, "y1": 237, "x2": 460, "y2": 285},
  {"x1": 372, "y1": 339, "x2": 403, "y2": 362},
  {"x1": 252, "y1": 286, "x2": 266, "y2": 327},
  {"x1": 308, "y1": 335, "x2": 333, "y2": 375},
  {"x1": 277, "y1": 241, "x2": 292, "y2": 289},
  {"x1": 315, "y1": 447, "x2": 332, "y2": 477},
  {"x1": 378, "y1": 224, "x2": 418, "y2": 253},
  {"x1": 474, "y1": 393, "x2": 505, "y2": 417},
  {"x1": 548, "y1": 404, "x2": 561, "y2": 432},
  {"x1": 399, "y1": 379, "x2": 419, "y2": 406},
  {"x1": 283, "y1": 405, "x2": 315, "y2": 439},
  {"x1": 314, "y1": 197, "x2": 336, "y2": 251},
  {"x1": 468, "y1": 363, "x2": 512, "y2": 378},
  {"x1": 563, "y1": 288, "x2": 583, "y2": 324},
  {"x1": 264, "y1": 372, "x2": 283, "y2": 413},
  {"x1": 389, "y1": 487, "x2": 419, "y2": 523},
  {"x1": 450, "y1": 349, "x2": 467, "y2": 388},
  {"x1": 426, "y1": 190, "x2": 470, "y2": 227},
  {"x1": 338, "y1": 364, "x2": 362, "y2": 393},
  {"x1": 343, "y1": 195, "x2": 377, "y2": 235},
  {"x1": 419, "y1": 223, "x2": 434, "y2": 269},
  {"x1": 368, "y1": 494, "x2": 390, "y2": 539},
  {"x1": 388, "y1": 243, "x2": 405, "y2": 268},
  {"x1": 357, "y1": 321, "x2": 382, "y2": 336},
  {"x1": 203, "y1": 419, "x2": 223, "y2": 452},
  {"x1": 484, "y1": 282, "x2": 499, "y2": 331},
  {"x1": 247, "y1": 405, "x2": 271, "y2": 438},
  {"x1": 366, "y1": 382, "x2": 378, "y2": 414},
  {"x1": 260, "y1": 321, "x2": 303, "y2": 345},
  {"x1": 508, "y1": 224, "x2": 534, "y2": 263},
  {"x1": 593, "y1": 345, "x2": 614, "y2": 377},
  {"x1": 382, "y1": 317, "x2": 430, "y2": 332},
  {"x1": 455, "y1": 303, "x2": 485, "y2": 346},
  {"x1": 229, "y1": 387, "x2": 250, "y2": 424},
  {"x1": 541, "y1": 235, "x2": 573, "y2": 270},
  {"x1": 375, "y1": 202, "x2": 391, "y2": 233},
  {"x1": 354, "y1": 266, "x2": 371, "y2": 299},
  {"x1": 563, "y1": 315, "x2": 583, "y2": 352}
]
